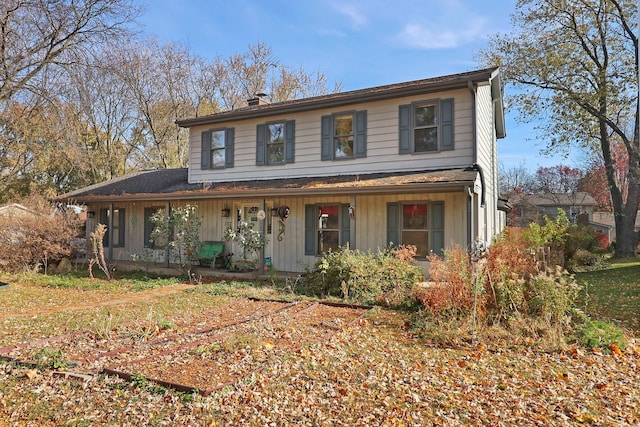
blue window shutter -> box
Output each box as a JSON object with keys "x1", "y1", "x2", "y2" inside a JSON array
[
  {"x1": 285, "y1": 120, "x2": 295, "y2": 163},
  {"x1": 201, "y1": 131, "x2": 211, "y2": 169},
  {"x1": 256, "y1": 124, "x2": 266, "y2": 166},
  {"x1": 431, "y1": 202, "x2": 445, "y2": 256},
  {"x1": 321, "y1": 115, "x2": 333, "y2": 161},
  {"x1": 387, "y1": 203, "x2": 399, "y2": 246},
  {"x1": 340, "y1": 204, "x2": 351, "y2": 247},
  {"x1": 354, "y1": 110, "x2": 367, "y2": 158},
  {"x1": 304, "y1": 204, "x2": 316, "y2": 255},
  {"x1": 118, "y1": 208, "x2": 126, "y2": 247},
  {"x1": 398, "y1": 104, "x2": 412, "y2": 154},
  {"x1": 225, "y1": 128, "x2": 235, "y2": 168},
  {"x1": 440, "y1": 98, "x2": 454, "y2": 151}
]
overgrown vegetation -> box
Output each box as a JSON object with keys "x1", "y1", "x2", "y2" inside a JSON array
[
  {"x1": 150, "y1": 205, "x2": 201, "y2": 272},
  {"x1": 0, "y1": 196, "x2": 81, "y2": 274},
  {"x1": 301, "y1": 245, "x2": 424, "y2": 306},
  {"x1": 411, "y1": 214, "x2": 628, "y2": 350}
]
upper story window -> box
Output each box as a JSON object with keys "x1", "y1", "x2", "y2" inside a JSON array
[
  {"x1": 333, "y1": 113, "x2": 354, "y2": 158},
  {"x1": 414, "y1": 104, "x2": 438, "y2": 152},
  {"x1": 256, "y1": 120, "x2": 295, "y2": 165},
  {"x1": 399, "y1": 98, "x2": 454, "y2": 154},
  {"x1": 201, "y1": 128, "x2": 234, "y2": 169},
  {"x1": 267, "y1": 123, "x2": 285, "y2": 163},
  {"x1": 321, "y1": 110, "x2": 367, "y2": 161}
]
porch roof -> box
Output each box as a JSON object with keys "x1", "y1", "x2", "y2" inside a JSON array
[{"x1": 58, "y1": 167, "x2": 479, "y2": 203}]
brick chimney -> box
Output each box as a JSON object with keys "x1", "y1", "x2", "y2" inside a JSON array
[{"x1": 247, "y1": 92, "x2": 269, "y2": 106}]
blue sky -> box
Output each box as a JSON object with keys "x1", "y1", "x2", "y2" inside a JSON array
[{"x1": 136, "y1": 0, "x2": 582, "y2": 172}]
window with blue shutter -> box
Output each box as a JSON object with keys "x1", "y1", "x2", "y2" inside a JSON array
[
  {"x1": 398, "y1": 99, "x2": 454, "y2": 154},
  {"x1": 201, "y1": 128, "x2": 234, "y2": 169},
  {"x1": 304, "y1": 203, "x2": 351, "y2": 255},
  {"x1": 99, "y1": 207, "x2": 125, "y2": 248},
  {"x1": 321, "y1": 111, "x2": 367, "y2": 160},
  {"x1": 386, "y1": 201, "x2": 444, "y2": 257},
  {"x1": 143, "y1": 207, "x2": 162, "y2": 249},
  {"x1": 256, "y1": 120, "x2": 295, "y2": 166}
]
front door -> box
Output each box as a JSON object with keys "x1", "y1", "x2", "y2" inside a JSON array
[{"x1": 233, "y1": 204, "x2": 265, "y2": 262}]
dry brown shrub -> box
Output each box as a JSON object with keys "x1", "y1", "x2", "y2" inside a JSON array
[
  {"x1": 414, "y1": 245, "x2": 477, "y2": 318},
  {"x1": 0, "y1": 196, "x2": 81, "y2": 273},
  {"x1": 484, "y1": 227, "x2": 537, "y2": 306}
]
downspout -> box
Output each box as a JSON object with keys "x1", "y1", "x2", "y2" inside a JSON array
[
  {"x1": 467, "y1": 186, "x2": 474, "y2": 249},
  {"x1": 472, "y1": 163, "x2": 486, "y2": 208}
]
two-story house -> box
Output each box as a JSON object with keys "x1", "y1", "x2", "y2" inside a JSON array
[{"x1": 59, "y1": 67, "x2": 507, "y2": 274}]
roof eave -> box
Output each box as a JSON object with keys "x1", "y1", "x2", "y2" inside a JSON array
[
  {"x1": 67, "y1": 181, "x2": 476, "y2": 204},
  {"x1": 176, "y1": 68, "x2": 498, "y2": 128}
]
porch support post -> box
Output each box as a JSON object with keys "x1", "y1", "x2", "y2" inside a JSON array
[
  {"x1": 259, "y1": 199, "x2": 266, "y2": 274},
  {"x1": 108, "y1": 203, "x2": 114, "y2": 261}
]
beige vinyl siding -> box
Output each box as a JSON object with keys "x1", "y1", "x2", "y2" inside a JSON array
[
  {"x1": 270, "y1": 192, "x2": 468, "y2": 273},
  {"x1": 85, "y1": 190, "x2": 468, "y2": 274},
  {"x1": 188, "y1": 89, "x2": 476, "y2": 184},
  {"x1": 86, "y1": 200, "x2": 235, "y2": 264},
  {"x1": 474, "y1": 82, "x2": 501, "y2": 243}
]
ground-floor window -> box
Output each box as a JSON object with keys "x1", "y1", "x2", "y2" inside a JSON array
[
  {"x1": 99, "y1": 207, "x2": 125, "y2": 248},
  {"x1": 387, "y1": 201, "x2": 444, "y2": 257},
  {"x1": 144, "y1": 207, "x2": 164, "y2": 248},
  {"x1": 305, "y1": 204, "x2": 350, "y2": 255}
]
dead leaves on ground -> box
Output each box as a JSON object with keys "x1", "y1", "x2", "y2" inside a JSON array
[{"x1": 0, "y1": 302, "x2": 638, "y2": 426}]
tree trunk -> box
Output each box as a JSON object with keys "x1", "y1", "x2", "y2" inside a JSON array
[{"x1": 612, "y1": 106, "x2": 640, "y2": 258}]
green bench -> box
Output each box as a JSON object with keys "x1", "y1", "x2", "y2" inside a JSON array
[{"x1": 197, "y1": 241, "x2": 225, "y2": 269}]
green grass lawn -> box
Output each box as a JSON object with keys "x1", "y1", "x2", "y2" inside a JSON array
[{"x1": 575, "y1": 258, "x2": 640, "y2": 331}]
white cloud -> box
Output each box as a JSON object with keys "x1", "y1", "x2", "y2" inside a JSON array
[
  {"x1": 333, "y1": 3, "x2": 367, "y2": 30},
  {"x1": 397, "y1": 17, "x2": 488, "y2": 49}
]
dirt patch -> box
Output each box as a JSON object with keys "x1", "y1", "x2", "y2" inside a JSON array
[{"x1": 1, "y1": 298, "x2": 369, "y2": 394}]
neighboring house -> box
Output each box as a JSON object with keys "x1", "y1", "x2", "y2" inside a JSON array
[
  {"x1": 591, "y1": 211, "x2": 640, "y2": 244},
  {"x1": 58, "y1": 68, "x2": 507, "y2": 274},
  {"x1": 508, "y1": 192, "x2": 615, "y2": 242},
  {"x1": 0, "y1": 203, "x2": 43, "y2": 220},
  {"x1": 0, "y1": 203, "x2": 45, "y2": 247},
  {"x1": 509, "y1": 192, "x2": 597, "y2": 226}
]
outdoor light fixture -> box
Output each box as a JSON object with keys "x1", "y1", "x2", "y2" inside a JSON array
[
  {"x1": 87, "y1": 211, "x2": 95, "y2": 218},
  {"x1": 221, "y1": 204, "x2": 231, "y2": 217}
]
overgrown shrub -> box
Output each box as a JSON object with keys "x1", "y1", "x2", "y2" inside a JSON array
[
  {"x1": 413, "y1": 224, "x2": 587, "y2": 348},
  {"x1": 301, "y1": 245, "x2": 424, "y2": 306},
  {"x1": 0, "y1": 196, "x2": 81, "y2": 273},
  {"x1": 577, "y1": 319, "x2": 627, "y2": 350},
  {"x1": 150, "y1": 204, "x2": 201, "y2": 272},
  {"x1": 415, "y1": 245, "x2": 478, "y2": 319}
]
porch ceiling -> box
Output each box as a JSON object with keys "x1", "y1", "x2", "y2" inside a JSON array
[{"x1": 57, "y1": 168, "x2": 478, "y2": 203}]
